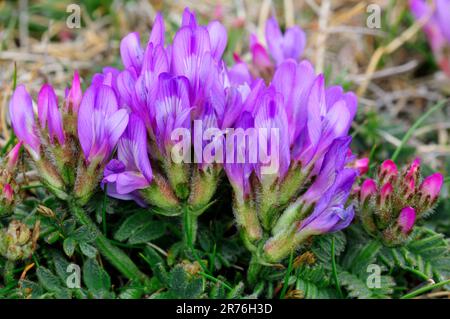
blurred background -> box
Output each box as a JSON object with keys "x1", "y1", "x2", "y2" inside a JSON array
[{"x1": 1, "y1": 0, "x2": 449, "y2": 232}]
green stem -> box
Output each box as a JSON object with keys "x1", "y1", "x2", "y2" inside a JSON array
[
  {"x1": 401, "y1": 279, "x2": 450, "y2": 299},
  {"x1": 247, "y1": 255, "x2": 262, "y2": 286},
  {"x1": 331, "y1": 237, "x2": 344, "y2": 298},
  {"x1": 198, "y1": 271, "x2": 233, "y2": 291},
  {"x1": 391, "y1": 99, "x2": 447, "y2": 161},
  {"x1": 182, "y1": 205, "x2": 207, "y2": 272},
  {"x1": 3, "y1": 260, "x2": 15, "y2": 285},
  {"x1": 68, "y1": 199, "x2": 148, "y2": 284},
  {"x1": 102, "y1": 186, "x2": 108, "y2": 235},
  {"x1": 182, "y1": 205, "x2": 198, "y2": 246},
  {"x1": 280, "y1": 251, "x2": 294, "y2": 299}
]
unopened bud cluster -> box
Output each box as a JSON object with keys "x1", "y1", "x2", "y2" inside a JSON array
[
  {"x1": 357, "y1": 158, "x2": 443, "y2": 246},
  {"x1": 0, "y1": 220, "x2": 40, "y2": 261}
]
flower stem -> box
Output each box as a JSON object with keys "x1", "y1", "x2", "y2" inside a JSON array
[
  {"x1": 68, "y1": 199, "x2": 148, "y2": 284},
  {"x1": 182, "y1": 204, "x2": 198, "y2": 246},
  {"x1": 331, "y1": 237, "x2": 344, "y2": 298},
  {"x1": 247, "y1": 255, "x2": 262, "y2": 286},
  {"x1": 401, "y1": 279, "x2": 450, "y2": 299},
  {"x1": 3, "y1": 260, "x2": 15, "y2": 285}
]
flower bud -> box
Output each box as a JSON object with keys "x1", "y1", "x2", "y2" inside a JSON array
[
  {"x1": 66, "y1": 71, "x2": 82, "y2": 114},
  {"x1": 397, "y1": 206, "x2": 416, "y2": 235},
  {"x1": 379, "y1": 182, "x2": 393, "y2": 207},
  {"x1": 5, "y1": 142, "x2": 22, "y2": 172},
  {"x1": 0, "y1": 220, "x2": 40, "y2": 261},
  {"x1": 379, "y1": 159, "x2": 398, "y2": 184},
  {"x1": 360, "y1": 179, "x2": 377, "y2": 203},
  {"x1": 188, "y1": 167, "x2": 219, "y2": 212},
  {"x1": 420, "y1": 173, "x2": 443, "y2": 203},
  {"x1": 355, "y1": 157, "x2": 369, "y2": 175},
  {"x1": 139, "y1": 174, "x2": 180, "y2": 214}
]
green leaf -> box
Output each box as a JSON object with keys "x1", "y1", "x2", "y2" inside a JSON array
[
  {"x1": 142, "y1": 246, "x2": 165, "y2": 270},
  {"x1": 114, "y1": 210, "x2": 152, "y2": 241},
  {"x1": 73, "y1": 225, "x2": 97, "y2": 243},
  {"x1": 295, "y1": 265, "x2": 337, "y2": 299},
  {"x1": 339, "y1": 271, "x2": 395, "y2": 299},
  {"x1": 79, "y1": 242, "x2": 98, "y2": 258},
  {"x1": 45, "y1": 231, "x2": 60, "y2": 244},
  {"x1": 63, "y1": 237, "x2": 76, "y2": 257},
  {"x1": 379, "y1": 227, "x2": 450, "y2": 287},
  {"x1": 338, "y1": 240, "x2": 395, "y2": 298},
  {"x1": 311, "y1": 231, "x2": 346, "y2": 269},
  {"x1": 128, "y1": 221, "x2": 166, "y2": 244},
  {"x1": 36, "y1": 267, "x2": 71, "y2": 299},
  {"x1": 226, "y1": 281, "x2": 245, "y2": 299},
  {"x1": 83, "y1": 258, "x2": 113, "y2": 299},
  {"x1": 168, "y1": 265, "x2": 204, "y2": 299}
]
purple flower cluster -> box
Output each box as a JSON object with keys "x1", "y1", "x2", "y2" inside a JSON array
[
  {"x1": 8, "y1": 8, "x2": 360, "y2": 261},
  {"x1": 8, "y1": 70, "x2": 128, "y2": 204},
  {"x1": 98, "y1": 9, "x2": 238, "y2": 213},
  {"x1": 219, "y1": 16, "x2": 357, "y2": 262}
]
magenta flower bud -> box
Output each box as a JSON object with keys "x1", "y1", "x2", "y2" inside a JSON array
[
  {"x1": 402, "y1": 176, "x2": 416, "y2": 199},
  {"x1": 405, "y1": 157, "x2": 421, "y2": 180},
  {"x1": 66, "y1": 71, "x2": 82, "y2": 114},
  {"x1": 250, "y1": 35, "x2": 272, "y2": 70},
  {"x1": 9, "y1": 85, "x2": 41, "y2": 160},
  {"x1": 5, "y1": 142, "x2": 23, "y2": 172},
  {"x1": 355, "y1": 157, "x2": 369, "y2": 175},
  {"x1": 420, "y1": 173, "x2": 444, "y2": 202},
  {"x1": 360, "y1": 179, "x2": 377, "y2": 202},
  {"x1": 398, "y1": 206, "x2": 416, "y2": 234},
  {"x1": 379, "y1": 183, "x2": 393, "y2": 206},
  {"x1": 379, "y1": 159, "x2": 398, "y2": 183},
  {"x1": 38, "y1": 84, "x2": 65, "y2": 145}
]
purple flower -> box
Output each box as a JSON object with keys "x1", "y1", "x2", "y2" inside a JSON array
[
  {"x1": 9, "y1": 85, "x2": 40, "y2": 160},
  {"x1": 298, "y1": 168, "x2": 357, "y2": 235},
  {"x1": 120, "y1": 32, "x2": 144, "y2": 75},
  {"x1": 272, "y1": 59, "x2": 315, "y2": 144},
  {"x1": 77, "y1": 83, "x2": 129, "y2": 165},
  {"x1": 38, "y1": 84, "x2": 65, "y2": 145},
  {"x1": 207, "y1": 21, "x2": 227, "y2": 61},
  {"x1": 134, "y1": 43, "x2": 169, "y2": 129},
  {"x1": 265, "y1": 17, "x2": 306, "y2": 66},
  {"x1": 103, "y1": 114, "x2": 152, "y2": 200},
  {"x1": 224, "y1": 111, "x2": 255, "y2": 200},
  {"x1": 248, "y1": 16, "x2": 306, "y2": 79},
  {"x1": 172, "y1": 24, "x2": 215, "y2": 115},
  {"x1": 291, "y1": 73, "x2": 356, "y2": 173},
  {"x1": 410, "y1": 0, "x2": 450, "y2": 75},
  {"x1": 253, "y1": 87, "x2": 291, "y2": 181},
  {"x1": 302, "y1": 137, "x2": 353, "y2": 205},
  {"x1": 153, "y1": 73, "x2": 191, "y2": 156}
]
